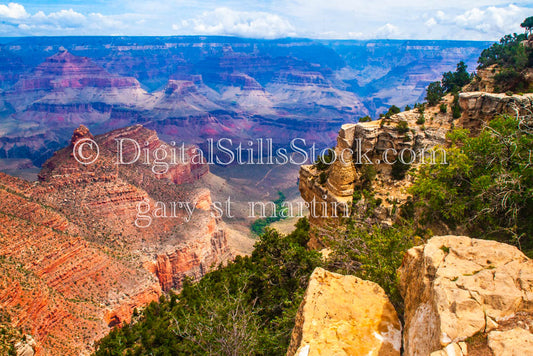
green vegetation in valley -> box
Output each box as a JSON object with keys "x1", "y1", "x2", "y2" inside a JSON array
[{"x1": 250, "y1": 191, "x2": 289, "y2": 235}]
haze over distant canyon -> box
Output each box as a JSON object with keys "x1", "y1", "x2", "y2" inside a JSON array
[{"x1": 0, "y1": 36, "x2": 489, "y2": 174}]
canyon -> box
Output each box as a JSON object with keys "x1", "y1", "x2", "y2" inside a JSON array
[{"x1": 0, "y1": 37, "x2": 488, "y2": 173}]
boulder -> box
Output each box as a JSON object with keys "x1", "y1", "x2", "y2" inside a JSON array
[
  {"x1": 399, "y1": 235, "x2": 533, "y2": 356},
  {"x1": 287, "y1": 267, "x2": 401, "y2": 356},
  {"x1": 488, "y1": 327, "x2": 533, "y2": 355}
]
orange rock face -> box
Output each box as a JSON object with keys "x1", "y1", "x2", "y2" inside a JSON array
[{"x1": 0, "y1": 124, "x2": 232, "y2": 355}]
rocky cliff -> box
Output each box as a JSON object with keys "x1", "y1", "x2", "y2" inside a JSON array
[
  {"x1": 299, "y1": 92, "x2": 533, "y2": 247},
  {"x1": 0, "y1": 124, "x2": 232, "y2": 355},
  {"x1": 399, "y1": 235, "x2": 533, "y2": 356},
  {"x1": 288, "y1": 236, "x2": 533, "y2": 356}
]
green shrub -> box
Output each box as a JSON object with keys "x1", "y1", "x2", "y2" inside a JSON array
[
  {"x1": 439, "y1": 103, "x2": 447, "y2": 113},
  {"x1": 391, "y1": 158, "x2": 411, "y2": 180},
  {"x1": 313, "y1": 148, "x2": 334, "y2": 171},
  {"x1": 410, "y1": 115, "x2": 533, "y2": 252},
  {"x1": 396, "y1": 120, "x2": 409, "y2": 133},
  {"x1": 319, "y1": 171, "x2": 328, "y2": 185},
  {"x1": 326, "y1": 224, "x2": 414, "y2": 313},
  {"x1": 384, "y1": 105, "x2": 401, "y2": 118}
]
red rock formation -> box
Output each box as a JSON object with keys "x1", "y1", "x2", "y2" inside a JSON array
[{"x1": 0, "y1": 124, "x2": 232, "y2": 354}]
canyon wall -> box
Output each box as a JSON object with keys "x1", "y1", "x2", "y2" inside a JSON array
[{"x1": 0, "y1": 124, "x2": 232, "y2": 355}]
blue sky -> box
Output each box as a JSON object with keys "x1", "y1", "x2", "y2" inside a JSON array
[{"x1": 0, "y1": 1, "x2": 531, "y2": 40}]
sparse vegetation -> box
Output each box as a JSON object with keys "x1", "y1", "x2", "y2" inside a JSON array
[{"x1": 396, "y1": 120, "x2": 409, "y2": 134}]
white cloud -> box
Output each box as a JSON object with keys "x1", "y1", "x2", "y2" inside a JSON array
[
  {"x1": 427, "y1": 4, "x2": 529, "y2": 39},
  {"x1": 175, "y1": 7, "x2": 296, "y2": 38},
  {"x1": 0, "y1": 1, "x2": 531, "y2": 40},
  {"x1": 454, "y1": 4, "x2": 524, "y2": 34},
  {"x1": 0, "y1": 2, "x2": 28, "y2": 19},
  {"x1": 31, "y1": 9, "x2": 87, "y2": 29},
  {"x1": 375, "y1": 23, "x2": 401, "y2": 39}
]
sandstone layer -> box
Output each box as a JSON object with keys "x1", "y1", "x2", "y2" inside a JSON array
[
  {"x1": 399, "y1": 235, "x2": 533, "y2": 356},
  {"x1": 286, "y1": 267, "x2": 401, "y2": 356}
]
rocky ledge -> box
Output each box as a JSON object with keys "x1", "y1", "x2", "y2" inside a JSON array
[
  {"x1": 400, "y1": 235, "x2": 533, "y2": 356},
  {"x1": 287, "y1": 236, "x2": 533, "y2": 356}
]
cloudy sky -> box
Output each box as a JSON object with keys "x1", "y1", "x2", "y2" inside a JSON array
[{"x1": 0, "y1": 1, "x2": 531, "y2": 40}]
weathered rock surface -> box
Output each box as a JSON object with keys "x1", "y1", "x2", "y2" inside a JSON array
[
  {"x1": 488, "y1": 327, "x2": 533, "y2": 356},
  {"x1": 399, "y1": 235, "x2": 533, "y2": 356},
  {"x1": 459, "y1": 92, "x2": 533, "y2": 134},
  {"x1": 287, "y1": 267, "x2": 401, "y2": 356}
]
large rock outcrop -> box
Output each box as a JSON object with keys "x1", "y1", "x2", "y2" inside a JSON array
[
  {"x1": 458, "y1": 92, "x2": 533, "y2": 134},
  {"x1": 399, "y1": 235, "x2": 533, "y2": 356},
  {"x1": 299, "y1": 103, "x2": 452, "y2": 247},
  {"x1": 287, "y1": 268, "x2": 401, "y2": 356}
]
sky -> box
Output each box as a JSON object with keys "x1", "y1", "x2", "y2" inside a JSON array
[{"x1": 0, "y1": 1, "x2": 531, "y2": 40}]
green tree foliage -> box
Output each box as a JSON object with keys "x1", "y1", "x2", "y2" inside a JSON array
[
  {"x1": 384, "y1": 105, "x2": 401, "y2": 118},
  {"x1": 313, "y1": 148, "x2": 334, "y2": 171},
  {"x1": 396, "y1": 120, "x2": 409, "y2": 134},
  {"x1": 326, "y1": 224, "x2": 414, "y2": 313},
  {"x1": 522, "y1": 16, "x2": 533, "y2": 36},
  {"x1": 478, "y1": 33, "x2": 529, "y2": 69},
  {"x1": 477, "y1": 31, "x2": 532, "y2": 91},
  {"x1": 94, "y1": 219, "x2": 323, "y2": 356},
  {"x1": 442, "y1": 61, "x2": 473, "y2": 93},
  {"x1": 410, "y1": 115, "x2": 533, "y2": 253},
  {"x1": 250, "y1": 191, "x2": 289, "y2": 235},
  {"x1": 359, "y1": 115, "x2": 372, "y2": 122},
  {"x1": 425, "y1": 81, "x2": 445, "y2": 106},
  {"x1": 451, "y1": 92, "x2": 462, "y2": 119},
  {"x1": 391, "y1": 158, "x2": 411, "y2": 180}
]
